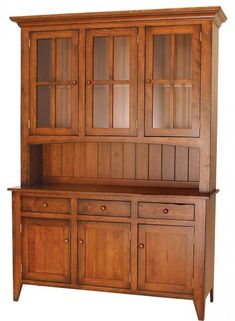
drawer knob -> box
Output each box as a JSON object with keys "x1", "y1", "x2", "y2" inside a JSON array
[
  {"x1": 79, "y1": 239, "x2": 84, "y2": 245},
  {"x1": 101, "y1": 205, "x2": 107, "y2": 211},
  {"x1": 64, "y1": 239, "x2": 69, "y2": 244},
  {"x1": 43, "y1": 203, "x2": 48, "y2": 207},
  {"x1": 72, "y1": 80, "x2": 78, "y2": 85},
  {"x1": 146, "y1": 79, "x2": 152, "y2": 84},
  {"x1": 86, "y1": 80, "x2": 92, "y2": 85},
  {"x1": 163, "y1": 208, "x2": 169, "y2": 214},
  {"x1": 139, "y1": 243, "x2": 144, "y2": 249}
]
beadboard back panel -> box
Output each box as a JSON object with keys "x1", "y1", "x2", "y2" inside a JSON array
[{"x1": 42, "y1": 142, "x2": 199, "y2": 186}]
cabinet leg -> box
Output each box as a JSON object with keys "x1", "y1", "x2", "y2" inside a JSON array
[
  {"x1": 210, "y1": 288, "x2": 214, "y2": 303},
  {"x1": 193, "y1": 298, "x2": 205, "y2": 321},
  {"x1": 13, "y1": 282, "x2": 22, "y2": 301}
]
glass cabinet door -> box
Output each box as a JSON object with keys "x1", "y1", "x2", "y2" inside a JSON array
[
  {"x1": 86, "y1": 28, "x2": 137, "y2": 136},
  {"x1": 30, "y1": 31, "x2": 78, "y2": 135},
  {"x1": 145, "y1": 26, "x2": 200, "y2": 137}
]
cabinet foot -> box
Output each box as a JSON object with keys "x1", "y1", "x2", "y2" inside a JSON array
[
  {"x1": 193, "y1": 298, "x2": 205, "y2": 321},
  {"x1": 210, "y1": 288, "x2": 214, "y2": 303},
  {"x1": 13, "y1": 283, "x2": 22, "y2": 301}
]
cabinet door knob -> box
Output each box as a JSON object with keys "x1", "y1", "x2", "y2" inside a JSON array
[
  {"x1": 86, "y1": 80, "x2": 92, "y2": 85},
  {"x1": 64, "y1": 239, "x2": 69, "y2": 244},
  {"x1": 72, "y1": 80, "x2": 77, "y2": 85},
  {"x1": 43, "y1": 203, "x2": 48, "y2": 207},
  {"x1": 163, "y1": 208, "x2": 169, "y2": 214},
  {"x1": 146, "y1": 79, "x2": 152, "y2": 84},
  {"x1": 79, "y1": 239, "x2": 84, "y2": 245},
  {"x1": 100, "y1": 205, "x2": 107, "y2": 211},
  {"x1": 139, "y1": 243, "x2": 144, "y2": 249}
]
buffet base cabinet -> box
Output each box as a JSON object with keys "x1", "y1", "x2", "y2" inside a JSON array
[{"x1": 12, "y1": 188, "x2": 216, "y2": 320}]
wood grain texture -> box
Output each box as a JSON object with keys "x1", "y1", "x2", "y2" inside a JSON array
[
  {"x1": 78, "y1": 221, "x2": 131, "y2": 288},
  {"x1": 138, "y1": 224, "x2": 194, "y2": 294},
  {"x1": 42, "y1": 142, "x2": 199, "y2": 185},
  {"x1": 138, "y1": 202, "x2": 194, "y2": 220},
  {"x1": 10, "y1": 7, "x2": 226, "y2": 28},
  {"x1": 78, "y1": 199, "x2": 130, "y2": 217},
  {"x1": 22, "y1": 218, "x2": 71, "y2": 283},
  {"x1": 162, "y1": 145, "x2": 175, "y2": 180},
  {"x1": 21, "y1": 196, "x2": 71, "y2": 214}
]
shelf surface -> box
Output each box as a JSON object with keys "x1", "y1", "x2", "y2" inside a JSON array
[{"x1": 8, "y1": 184, "x2": 217, "y2": 199}]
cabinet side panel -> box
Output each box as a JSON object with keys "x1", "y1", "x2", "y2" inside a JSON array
[
  {"x1": 209, "y1": 23, "x2": 219, "y2": 191},
  {"x1": 199, "y1": 22, "x2": 212, "y2": 192},
  {"x1": 205, "y1": 194, "x2": 216, "y2": 298}
]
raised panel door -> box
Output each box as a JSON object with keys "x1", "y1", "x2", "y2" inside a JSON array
[
  {"x1": 86, "y1": 28, "x2": 137, "y2": 136},
  {"x1": 145, "y1": 25, "x2": 200, "y2": 137},
  {"x1": 30, "y1": 31, "x2": 79, "y2": 135},
  {"x1": 138, "y1": 224, "x2": 194, "y2": 294},
  {"x1": 22, "y1": 218, "x2": 71, "y2": 283},
  {"x1": 78, "y1": 221, "x2": 131, "y2": 288}
]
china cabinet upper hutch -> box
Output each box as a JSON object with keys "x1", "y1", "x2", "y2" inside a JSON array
[{"x1": 9, "y1": 6, "x2": 226, "y2": 320}]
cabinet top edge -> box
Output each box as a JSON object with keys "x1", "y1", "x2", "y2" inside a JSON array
[
  {"x1": 8, "y1": 185, "x2": 217, "y2": 199},
  {"x1": 10, "y1": 6, "x2": 227, "y2": 28}
]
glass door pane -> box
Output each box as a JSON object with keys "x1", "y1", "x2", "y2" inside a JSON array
[
  {"x1": 153, "y1": 35, "x2": 171, "y2": 80},
  {"x1": 56, "y1": 39, "x2": 72, "y2": 81},
  {"x1": 56, "y1": 85, "x2": 72, "y2": 128},
  {"x1": 113, "y1": 84, "x2": 130, "y2": 128},
  {"x1": 93, "y1": 37, "x2": 109, "y2": 80},
  {"x1": 37, "y1": 39, "x2": 52, "y2": 82},
  {"x1": 37, "y1": 86, "x2": 51, "y2": 128},
  {"x1": 145, "y1": 26, "x2": 199, "y2": 137},
  {"x1": 153, "y1": 85, "x2": 171, "y2": 128},
  {"x1": 174, "y1": 85, "x2": 192, "y2": 128},
  {"x1": 175, "y1": 34, "x2": 192, "y2": 79},
  {"x1": 86, "y1": 29, "x2": 137, "y2": 136},
  {"x1": 114, "y1": 36, "x2": 130, "y2": 80},
  {"x1": 93, "y1": 85, "x2": 109, "y2": 128},
  {"x1": 31, "y1": 31, "x2": 78, "y2": 134}
]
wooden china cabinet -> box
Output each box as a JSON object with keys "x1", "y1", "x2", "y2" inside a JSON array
[{"x1": 9, "y1": 7, "x2": 226, "y2": 320}]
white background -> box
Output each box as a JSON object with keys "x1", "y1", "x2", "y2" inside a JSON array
[{"x1": 0, "y1": 0, "x2": 234, "y2": 320}]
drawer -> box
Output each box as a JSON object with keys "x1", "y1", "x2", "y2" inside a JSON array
[
  {"x1": 138, "y1": 202, "x2": 194, "y2": 221},
  {"x1": 21, "y1": 197, "x2": 71, "y2": 214},
  {"x1": 78, "y1": 200, "x2": 130, "y2": 217}
]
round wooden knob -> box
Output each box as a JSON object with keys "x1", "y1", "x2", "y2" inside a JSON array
[
  {"x1": 163, "y1": 208, "x2": 169, "y2": 214},
  {"x1": 146, "y1": 79, "x2": 152, "y2": 84},
  {"x1": 43, "y1": 203, "x2": 48, "y2": 207},
  {"x1": 79, "y1": 239, "x2": 84, "y2": 244},
  {"x1": 64, "y1": 239, "x2": 69, "y2": 243},
  {"x1": 72, "y1": 80, "x2": 77, "y2": 85},
  {"x1": 86, "y1": 80, "x2": 92, "y2": 85},
  {"x1": 139, "y1": 243, "x2": 144, "y2": 249},
  {"x1": 101, "y1": 205, "x2": 107, "y2": 211}
]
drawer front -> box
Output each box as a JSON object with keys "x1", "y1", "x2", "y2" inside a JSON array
[
  {"x1": 21, "y1": 197, "x2": 71, "y2": 214},
  {"x1": 78, "y1": 200, "x2": 130, "y2": 217},
  {"x1": 138, "y1": 202, "x2": 194, "y2": 221}
]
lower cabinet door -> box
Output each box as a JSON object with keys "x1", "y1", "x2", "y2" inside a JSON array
[
  {"x1": 78, "y1": 221, "x2": 130, "y2": 289},
  {"x1": 22, "y1": 218, "x2": 71, "y2": 283},
  {"x1": 138, "y1": 224, "x2": 194, "y2": 294}
]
